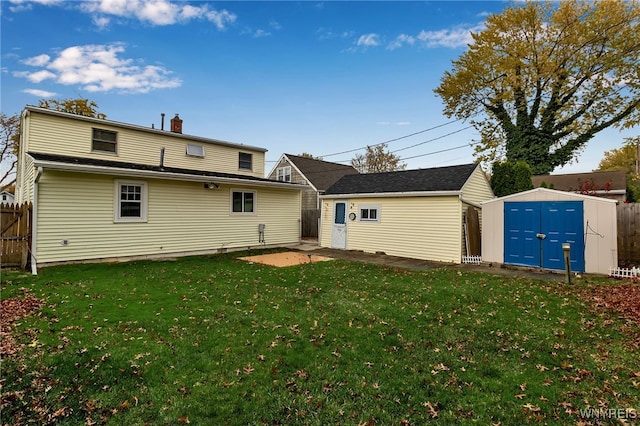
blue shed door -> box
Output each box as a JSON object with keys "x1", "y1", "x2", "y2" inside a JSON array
[{"x1": 504, "y1": 201, "x2": 585, "y2": 272}]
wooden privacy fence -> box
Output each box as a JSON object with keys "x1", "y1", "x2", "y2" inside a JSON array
[
  {"x1": 301, "y1": 209, "x2": 320, "y2": 239},
  {"x1": 617, "y1": 203, "x2": 640, "y2": 267},
  {"x1": 1, "y1": 202, "x2": 33, "y2": 269}
]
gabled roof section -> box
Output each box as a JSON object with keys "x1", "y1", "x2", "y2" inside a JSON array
[
  {"x1": 29, "y1": 152, "x2": 303, "y2": 189},
  {"x1": 284, "y1": 154, "x2": 359, "y2": 191},
  {"x1": 325, "y1": 163, "x2": 479, "y2": 195},
  {"x1": 532, "y1": 170, "x2": 626, "y2": 192}
]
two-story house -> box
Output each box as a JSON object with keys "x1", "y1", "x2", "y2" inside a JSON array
[{"x1": 15, "y1": 106, "x2": 302, "y2": 272}]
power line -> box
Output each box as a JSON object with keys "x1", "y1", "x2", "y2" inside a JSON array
[
  {"x1": 390, "y1": 125, "x2": 474, "y2": 154},
  {"x1": 331, "y1": 140, "x2": 481, "y2": 164},
  {"x1": 319, "y1": 118, "x2": 463, "y2": 158},
  {"x1": 399, "y1": 141, "x2": 481, "y2": 161}
]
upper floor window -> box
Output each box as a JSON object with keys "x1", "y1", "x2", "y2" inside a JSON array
[
  {"x1": 92, "y1": 128, "x2": 117, "y2": 153},
  {"x1": 186, "y1": 143, "x2": 205, "y2": 158},
  {"x1": 239, "y1": 152, "x2": 253, "y2": 170},
  {"x1": 277, "y1": 166, "x2": 291, "y2": 182}
]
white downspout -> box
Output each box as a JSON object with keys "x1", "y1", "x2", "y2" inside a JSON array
[{"x1": 31, "y1": 167, "x2": 43, "y2": 275}]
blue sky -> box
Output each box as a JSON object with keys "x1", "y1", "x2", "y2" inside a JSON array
[{"x1": 1, "y1": 0, "x2": 636, "y2": 177}]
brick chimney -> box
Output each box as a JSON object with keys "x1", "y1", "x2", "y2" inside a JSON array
[{"x1": 170, "y1": 113, "x2": 183, "y2": 134}]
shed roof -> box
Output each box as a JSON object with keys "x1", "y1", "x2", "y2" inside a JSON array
[
  {"x1": 283, "y1": 154, "x2": 359, "y2": 191},
  {"x1": 481, "y1": 187, "x2": 618, "y2": 205},
  {"x1": 325, "y1": 163, "x2": 478, "y2": 195}
]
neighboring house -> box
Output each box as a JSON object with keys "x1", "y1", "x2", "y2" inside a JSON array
[
  {"x1": 482, "y1": 188, "x2": 617, "y2": 275},
  {"x1": 15, "y1": 106, "x2": 302, "y2": 272},
  {"x1": 267, "y1": 154, "x2": 359, "y2": 210},
  {"x1": 319, "y1": 163, "x2": 494, "y2": 264},
  {"x1": 1, "y1": 191, "x2": 14, "y2": 204},
  {"x1": 532, "y1": 170, "x2": 626, "y2": 202}
]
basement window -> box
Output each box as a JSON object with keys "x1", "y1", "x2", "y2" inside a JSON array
[{"x1": 186, "y1": 143, "x2": 205, "y2": 158}]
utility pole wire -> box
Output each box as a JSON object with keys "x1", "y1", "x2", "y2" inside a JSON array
[
  {"x1": 319, "y1": 119, "x2": 463, "y2": 158},
  {"x1": 390, "y1": 125, "x2": 474, "y2": 154}
]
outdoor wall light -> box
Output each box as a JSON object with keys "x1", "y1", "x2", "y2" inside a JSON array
[{"x1": 204, "y1": 182, "x2": 219, "y2": 189}]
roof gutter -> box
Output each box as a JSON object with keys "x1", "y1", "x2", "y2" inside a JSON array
[
  {"x1": 320, "y1": 190, "x2": 461, "y2": 199},
  {"x1": 30, "y1": 157, "x2": 303, "y2": 190}
]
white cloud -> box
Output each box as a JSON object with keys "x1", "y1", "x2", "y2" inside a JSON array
[
  {"x1": 386, "y1": 23, "x2": 486, "y2": 50},
  {"x1": 79, "y1": 0, "x2": 236, "y2": 29},
  {"x1": 356, "y1": 33, "x2": 380, "y2": 47},
  {"x1": 24, "y1": 69, "x2": 57, "y2": 83},
  {"x1": 416, "y1": 24, "x2": 485, "y2": 48},
  {"x1": 253, "y1": 29, "x2": 271, "y2": 38},
  {"x1": 22, "y1": 88, "x2": 57, "y2": 97},
  {"x1": 204, "y1": 9, "x2": 236, "y2": 30},
  {"x1": 22, "y1": 54, "x2": 50, "y2": 67},
  {"x1": 8, "y1": 0, "x2": 62, "y2": 12},
  {"x1": 387, "y1": 34, "x2": 415, "y2": 51},
  {"x1": 14, "y1": 43, "x2": 182, "y2": 94}
]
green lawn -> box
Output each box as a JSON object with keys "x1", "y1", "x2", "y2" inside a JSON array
[{"x1": 1, "y1": 251, "x2": 638, "y2": 425}]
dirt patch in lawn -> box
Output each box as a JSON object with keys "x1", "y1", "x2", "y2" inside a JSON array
[{"x1": 239, "y1": 251, "x2": 334, "y2": 267}]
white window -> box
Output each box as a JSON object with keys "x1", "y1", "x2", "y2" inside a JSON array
[
  {"x1": 359, "y1": 205, "x2": 380, "y2": 222},
  {"x1": 277, "y1": 166, "x2": 291, "y2": 182},
  {"x1": 239, "y1": 152, "x2": 253, "y2": 170},
  {"x1": 92, "y1": 128, "x2": 117, "y2": 153},
  {"x1": 115, "y1": 181, "x2": 148, "y2": 222},
  {"x1": 231, "y1": 190, "x2": 256, "y2": 214},
  {"x1": 186, "y1": 143, "x2": 205, "y2": 157}
]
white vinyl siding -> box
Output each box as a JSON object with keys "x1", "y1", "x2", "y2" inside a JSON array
[
  {"x1": 16, "y1": 154, "x2": 35, "y2": 204},
  {"x1": 461, "y1": 166, "x2": 494, "y2": 205},
  {"x1": 24, "y1": 111, "x2": 265, "y2": 178},
  {"x1": 34, "y1": 171, "x2": 300, "y2": 264}
]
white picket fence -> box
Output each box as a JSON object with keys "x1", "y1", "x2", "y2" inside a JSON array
[
  {"x1": 462, "y1": 255, "x2": 482, "y2": 265},
  {"x1": 608, "y1": 266, "x2": 639, "y2": 279}
]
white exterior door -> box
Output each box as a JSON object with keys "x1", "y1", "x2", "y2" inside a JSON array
[{"x1": 331, "y1": 201, "x2": 347, "y2": 249}]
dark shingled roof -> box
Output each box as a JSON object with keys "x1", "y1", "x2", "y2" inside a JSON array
[
  {"x1": 285, "y1": 154, "x2": 359, "y2": 191},
  {"x1": 532, "y1": 170, "x2": 626, "y2": 192},
  {"x1": 325, "y1": 163, "x2": 478, "y2": 195},
  {"x1": 29, "y1": 152, "x2": 303, "y2": 185}
]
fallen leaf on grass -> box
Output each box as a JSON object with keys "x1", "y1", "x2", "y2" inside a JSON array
[{"x1": 423, "y1": 401, "x2": 438, "y2": 418}]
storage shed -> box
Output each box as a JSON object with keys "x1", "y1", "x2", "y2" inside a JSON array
[{"x1": 482, "y1": 188, "x2": 617, "y2": 274}]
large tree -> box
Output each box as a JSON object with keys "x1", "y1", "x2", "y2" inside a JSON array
[
  {"x1": 435, "y1": 0, "x2": 640, "y2": 174},
  {"x1": 351, "y1": 144, "x2": 406, "y2": 174},
  {"x1": 596, "y1": 137, "x2": 640, "y2": 201},
  {"x1": 38, "y1": 98, "x2": 107, "y2": 119},
  {"x1": 0, "y1": 113, "x2": 20, "y2": 190},
  {"x1": 1, "y1": 98, "x2": 107, "y2": 189}
]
